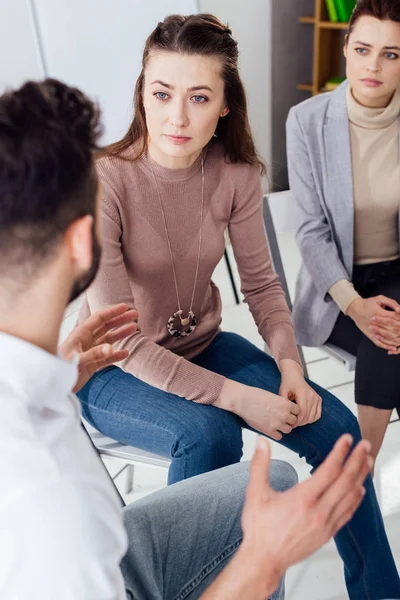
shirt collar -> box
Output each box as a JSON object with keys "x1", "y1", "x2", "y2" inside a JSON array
[{"x1": 0, "y1": 332, "x2": 78, "y2": 408}]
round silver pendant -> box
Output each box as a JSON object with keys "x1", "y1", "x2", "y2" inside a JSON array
[{"x1": 167, "y1": 310, "x2": 197, "y2": 338}]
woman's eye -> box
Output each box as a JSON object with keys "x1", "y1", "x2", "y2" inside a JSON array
[
  {"x1": 155, "y1": 92, "x2": 169, "y2": 101},
  {"x1": 355, "y1": 47, "x2": 367, "y2": 55},
  {"x1": 191, "y1": 95, "x2": 208, "y2": 103},
  {"x1": 385, "y1": 52, "x2": 398, "y2": 60}
]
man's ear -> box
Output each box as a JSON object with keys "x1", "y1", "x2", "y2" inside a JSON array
[{"x1": 64, "y1": 215, "x2": 93, "y2": 272}]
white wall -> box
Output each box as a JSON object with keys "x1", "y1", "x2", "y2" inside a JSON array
[
  {"x1": 199, "y1": 0, "x2": 272, "y2": 173},
  {"x1": 0, "y1": 0, "x2": 44, "y2": 93},
  {"x1": 33, "y1": 0, "x2": 198, "y2": 144},
  {"x1": 0, "y1": 0, "x2": 198, "y2": 144}
]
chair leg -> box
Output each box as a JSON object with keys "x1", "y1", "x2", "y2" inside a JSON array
[
  {"x1": 224, "y1": 248, "x2": 240, "y2": 305},
  {"x1": 125, "y1": 464, "x2": 135, "y2": 495}
]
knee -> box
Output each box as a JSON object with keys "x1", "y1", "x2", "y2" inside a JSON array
[
  {"x1": 269, "y1": 459, "x2": 298, "y2": 493},
  {"x1": 335, "y1": 403, "x2": 361, "y2": 444},
  {"x1": 320, "y1": 387, "x2": 362, "y2": 443},
  {"x1": 172, "y1": 408, "x2": 243, "y2": 469}
]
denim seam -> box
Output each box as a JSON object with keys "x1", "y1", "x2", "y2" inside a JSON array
[
  {"x1": 346, "y1": 525, "x2": 371, "y2": 600},
  {"x1": 172, "y1": 538, "x2": 242, "y2": 600}
]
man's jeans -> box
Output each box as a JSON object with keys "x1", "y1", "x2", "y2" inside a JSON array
[
  {"x1": 79, "y1": 332, "x2": 400, "y2": 599},
  {"x1": 121, "y1": 460, "x2": 297, "y2": 599}
]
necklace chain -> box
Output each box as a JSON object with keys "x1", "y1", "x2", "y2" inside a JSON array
[{"x1": 149, "y1": 155, "x2": 205, "y2": 324}]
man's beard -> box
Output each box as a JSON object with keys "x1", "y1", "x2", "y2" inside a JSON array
[{"x1": 68, "y1": 228, "x2": 102, "y2": 304}]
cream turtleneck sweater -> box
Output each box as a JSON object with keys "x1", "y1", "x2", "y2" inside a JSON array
[{"x1": 329, "y1": 86, "x2": 400, "y2": 313}]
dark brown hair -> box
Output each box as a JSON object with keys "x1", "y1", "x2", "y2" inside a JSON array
[
  {"x1": 0, "y1": 78, "x2": 101, "y2": 279},
  {"x1": 348, "y1": 0, "x2": 400, "y2": 35},
  {"x1": 106, "y1": 13, "x2": 265, "y2": 174}
]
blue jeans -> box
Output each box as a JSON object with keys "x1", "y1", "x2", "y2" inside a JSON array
[
  {"x1": 78, "y1": 332, "x2": 400, "y2": 599},
  {"x1": 121, "y1": 460, "x2": 296, "y2": 599}
]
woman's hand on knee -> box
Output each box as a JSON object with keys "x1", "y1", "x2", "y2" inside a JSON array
[
  {"x1": 215, "y1": 380, "x2": 300, "y2": 441},
  {"x1": 279, "y1": 359, "x2": 322, "y2": 427},
  {"x1": 347, "y1": 295, "x2": 400, "y2": 353}
]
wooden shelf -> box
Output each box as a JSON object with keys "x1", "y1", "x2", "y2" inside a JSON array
[
  {"x1": 297, "y1": 83, "x2": 313, "y2": 92},
  {"x1": 298, "y1": 0, "x2": 349, "y2": 95},
  {"x1": 299, "y1": 16, "x2": 316, "y2": 24},
  {"x1": 319, "y1": 21, "x2": 349, "y2": 29},
  {"x1": 299, "y1": 17, "x2": 349, "y2": 29}
]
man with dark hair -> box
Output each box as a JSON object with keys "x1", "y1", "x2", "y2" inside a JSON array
[{"x1": 0, "y1": 79, "x2": 372, "y2": 600}]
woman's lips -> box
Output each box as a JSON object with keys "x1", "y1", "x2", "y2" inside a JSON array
[
  {"x1": 166, "y1": 135, "x2": 191, "y2": 145},
  {"x1": 361, "y1": 78, "x2": 383, "y2": 87}
]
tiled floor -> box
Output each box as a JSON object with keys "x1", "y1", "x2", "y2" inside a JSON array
[{"x1": 69, "y1": 239, "x2": 400, "y2": 600}]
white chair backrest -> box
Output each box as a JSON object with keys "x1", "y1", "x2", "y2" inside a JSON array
[
  {"x1": 266, "y1": 190, "x2": 299, "y2": 235},
  {"x1": 264, "y1": 191, "x2": 302, "y2": 304},
  {"x1": 264, "y1": 191, "x2": 357, "y2": 372}
]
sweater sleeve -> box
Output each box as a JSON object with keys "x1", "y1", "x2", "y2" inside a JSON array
[
  {"x1": 329, "y1": 280, "x2": 362, "y2": 314},
  {"x1": 86, "y1": 178, "x2": 225, "y2": 405},
  {"x1": 228, "y1": 165, "x2": 301, "y2": 368}
]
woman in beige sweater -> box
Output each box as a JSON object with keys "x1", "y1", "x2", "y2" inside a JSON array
[
  {"x1": 77, "y1": 14, "x2": 399, "y2": 597},
  {"x1": 287, "y1": 0, "x2": 400, "y2": 466}
]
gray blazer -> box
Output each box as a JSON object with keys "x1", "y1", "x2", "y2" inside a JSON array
[{"x1": 285, "y1": 80, "x2": 399, "y2": 346}]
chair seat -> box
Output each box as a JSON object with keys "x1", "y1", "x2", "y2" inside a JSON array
[
  {"x1": 321, "y1": 343, "x2": 356, "y2": 372},
  {"x1": 84, "y1": 421, "x2": 171, "y2": 468}
]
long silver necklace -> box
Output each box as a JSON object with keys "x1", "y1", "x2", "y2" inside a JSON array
[{"x1": 149, "y1": 155, "x2": 205, "y2": 338}]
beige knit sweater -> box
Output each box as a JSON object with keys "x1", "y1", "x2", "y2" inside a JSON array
[
  {"x1": 329, "y1": 86, "x2": 400, "y2": 313},
  {"x1": 78, "y1": 141, "x2": 301, "y2": 404}
]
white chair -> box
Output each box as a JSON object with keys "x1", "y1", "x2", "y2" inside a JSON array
[
  {"x1": 262, "y1": 190, "x2": 357, "y2": 379},
  {"x1": 62, "y1": 299, "x2": 171, "y2": 501}
]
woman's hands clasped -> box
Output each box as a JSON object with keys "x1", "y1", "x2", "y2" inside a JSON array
[
  {"x1": 279, "y1": 359, "x2": 322, "y2": 427},
  {"x1": 347, "y1": 295, "x2": 400, "y2": 354},
  {"x1": 215, "y1": 359, "x2": 322, "y2": 440}
]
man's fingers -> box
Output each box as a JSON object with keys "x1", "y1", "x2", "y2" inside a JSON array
[
  {"x1": 83, "y1": 304, "x2": 130, "y2": 337},
  {"x1": 97, "y1": 323, "x2": 137, "y2": 345},
  {"x1": 247, "y1": 437, "x2": 272, "y2": 503},
  {"x1": 93, "y1": 308, "x2": 138, "y2": 340},
  {"x1": 77, "y1": 345, "x2": 114, "y2": 367},
  {"x1": 315, "y1": 440, "x2": 371, "y2": 525},
  {"x1": 306, "y1": 434, "x2": 354, "y2": 498},
  {"x1": 101, "y1": 308, "x2": 138, "y2": 331},
  {"x1": 92, "y1": 349, "x2": 129, "y2": 371},
  {"x1": 330, "y1": 487, "x2": 366, "y2": 536}
]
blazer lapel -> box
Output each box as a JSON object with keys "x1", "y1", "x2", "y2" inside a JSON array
[{"x1": 323, "y1": 81, "x2": 354, "y2": 273}]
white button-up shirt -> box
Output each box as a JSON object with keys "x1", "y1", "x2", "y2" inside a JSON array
[{"x1": 0, "y1": 332, "x2": 128, "y2": 599}]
